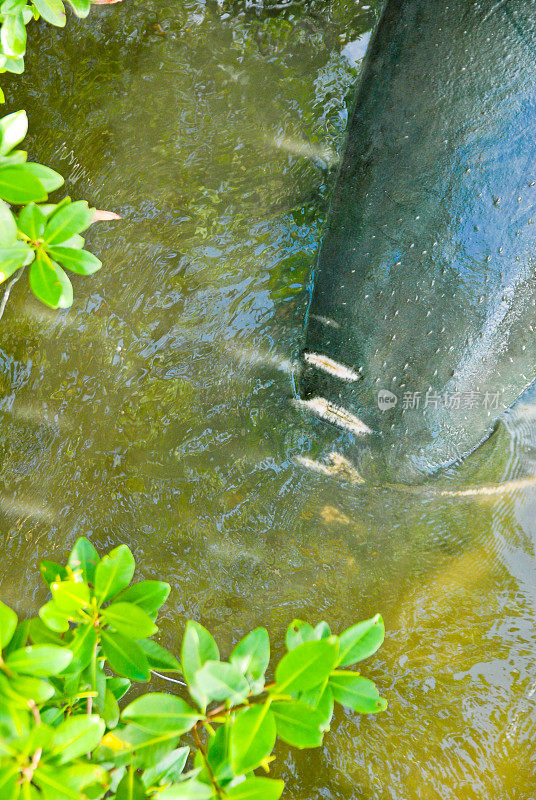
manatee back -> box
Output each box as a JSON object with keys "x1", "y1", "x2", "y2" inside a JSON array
[{"x1": 300, "y1": 0, "x2": 536, "y2": 481}]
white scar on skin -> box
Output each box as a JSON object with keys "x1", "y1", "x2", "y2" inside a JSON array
[
  {"x1": 295, "y1": 455, "x2": 335, "y2": 477},
  {"x1": 303, "y1": 352, "x2": 360, "y2": 382},
  {"x1": 295, "y1": 451, "x2": 365, "y2": 484},
  {"x1": 294, "y1": 396, "x2": 372, "y2": 435},
  {"x1": 309, "y1": 314, "x2": 340, "y2": 329}
]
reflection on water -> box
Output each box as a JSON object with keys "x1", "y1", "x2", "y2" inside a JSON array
[{"x1": 0, "y1": 0, "x2": 536, "y2": 797}]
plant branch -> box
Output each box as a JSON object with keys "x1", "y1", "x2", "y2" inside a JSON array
[
  {"x1": 207, "y1": 682, "x2": 276, "y2": 719},
  {"x1": 28, "y1": 700, "x2": 40, "y2": 725},
  {"x1": 193, "y1": 723, "x2": 223, "y2": 798},
  {"x1": 21, "y1": 746, "x2": 42, "y2": 783}
]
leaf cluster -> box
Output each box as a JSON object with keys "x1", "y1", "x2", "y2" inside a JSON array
[
  {"x1": 0, "y1": 0, "x2": 121, "y2": 312},
  {"x1": 0, "y1": 109, "x2": 102, "y2": 308},
  {"x1": 0, "y1": 0, "x2": 92, "y2": 76},
  {"x1": 0, "y1": 539, "x2": 387, "y2": 799}
]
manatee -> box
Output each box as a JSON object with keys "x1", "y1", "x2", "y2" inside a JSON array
[{"x1": 299, "y1": 0, "x2": 536, "y2": 483}]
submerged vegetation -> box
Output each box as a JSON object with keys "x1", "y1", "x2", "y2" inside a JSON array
[{"x1": 0, "y1": 539, "x2": 386, "y2": 798}]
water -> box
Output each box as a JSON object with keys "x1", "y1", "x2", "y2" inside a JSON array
[{"x1": 1, "y1": 1, "x2": 536, "y2": 797}]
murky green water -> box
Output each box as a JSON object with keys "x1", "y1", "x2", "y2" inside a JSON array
[{"x1": 1, "y1": 1, "x2": 536, "y2": 797}]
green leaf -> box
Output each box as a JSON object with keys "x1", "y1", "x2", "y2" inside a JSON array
[
  {"x1": 101, "y1": 602, "x2": 157, "y2": 639},
  {"x1": 25, "y1": 729, "x2": 58, "y2": 761},
  {"x1": 32, "y1": 0, "x2": 66, "y2": 26},
  {"x1": 181, "y1": 621, "x2": 219, "y2": 689},
  {"x1": 30, "y1": 251, "x2": 73, "y2": 309},
  {"x1": 195, "y1": 660, "x2": 249, "y2": 706},
  {"x1": 116, "y1": 767, "x2": 147, "y2": 800},
  {"x1": 94, "y1": 544, "x2": 135, "y2": 605},
  {"x1": 2, "y1": 0, "x2": 29, "y2": 13},
  {"x1": 18, "y1": 202, "x2": 46, "y2": 240},
  {"x1": 0, "y1": 763, "x2": 19, "y2": 800},
  {"x1": 0, "y1": 199, "x2": 17, "y2": 244},
  {"x1": 298, "y1": 683, "x2": 333, "y2": 730},
  {"x1": 101, "y1": 630, "x2": 150, "y2": 681},
  {"x1": 3, "y1": 55, "x2": 24, "y2": 74},
  {"x1": 0, "y1": 148, "x2": 27, "y2": 165},
  {"x1": 33, "y1": 766, "x2": 81, "y2": 800},
  {"x1": 41, "y1": 196, "x2": 70, "y2": 218},
  {"x1": 47, "y1": 246, "x2": 101, "y2": 275},
  {"x1": 230, "y1": 703, "x2": 276, "y2": 774},
  {"x1": 118, "y1": 580, "x2": 170, "y2": 618},
  {"x1": 274, "y1": 637, "x2": 339, "y2": 695},
  {"x1": 159, "y1": 779, "x2": 214, "y2": 800},
  {"x1": 338, "y1": 615, "x2": 384, "y2": 666},
  {"x1": 122, "y1": 693, "x2": 200, "y2": 734},
  {"x1": 90, "y1": 660, "x2": 107, "y2": 714},
  {"x1": 107, "y1": 676, "x2": 131, "y2": 700},
  {"x1": 329, "y1": 672, "x2": 387, "y2": 713},
  {"x1": 51, "y1": 579, "x2": 90, "y2": 616},
  {"x1": 0, "y1": 110, "x2": 27, "y2": 155},
  {"x1": 103, "y1": 686, "x2": 120, "y2": 728},
  {"x1": 0, "y1": 599, "x2": 17, "y2": 648},
  {"x1": 51, "y1": 715, "x2": 105, "y2": 763},
  {"x1": 55, "y1": 762, "x2": 109, "y2": 792},
  {"x1": 68, "y1": 537, "x2": 99, "y2": 583},
  {"x1": 9, "y1": 675, "x2": 55, "y2": 705},
  {"x1": 56, "y1": 233, "x2": 84, "y2": 249},
  {"x1": 4, "y1": 619, "x2": 29, "y2": 655},
  {"x1": 65, "y1": 0, "x2": 90, "y2": 17},
  {"x1": 142, "y1": 746, "x2": 189, "y2": 788},
  {"x1": 314, "y1": 621, "x2": 332, "y2": 638},
  {"x1": 28, "y1": 616, "x2": 63, "y2": 644},
  {"x1": 230, "y1": 628, "x2": 269, "y2": 691},
  {"x1": 300, "y1": 673, "x2": 333, "y2": 724},
  {"x1": 138, "y1": 638, "x2": 181, "y2": 672},
  {"x1": 40, "y1": 559, "x2": 67, "y2": 586},
  {"x1": 0, "y1": 164, "x2": 47, "y2": 203},
  {"x1": 0, "y1": 243, "x2": 32, "y2": 282},
  {"x1": 1, "y1": 11, "x2": 26, "y2": 57},
  {"x1": 45, "y1": 710, "x2": 65, "y2": 735},
  {"x1": 23, "y1": 163, "x2": 64, "y2": 193},
  {"x1": 38, "y1": 600, "x2": 69, "y2": 633},
  {"x1": 43, "y1": 199, "x2": 94, "y2": 244},
  {"x1": 107, "y1": 724, "x2": 181, "y2": 768},
  {"x1": 226, "y1": 778, "x2": 284, "y2": 800},
  {"x1": 5, "y1": 644, "x2": 72, "y2": 676},
  {"x1": 206, "y1": 722, "x2": 232, "y2": 782},
  {"x1": 271, "y1": 701, "x2": 326, "y2": 748},
  {"x1": 286, "y1": 620, "x2": 331, "y2": 651},
  {"x1": 66, "y1": 623, "x2": 97, "y2": 672}
]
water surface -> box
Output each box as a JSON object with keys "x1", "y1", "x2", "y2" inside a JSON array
[{"x1": 1, "y1": 2, "x2": 536, "y2": 797}]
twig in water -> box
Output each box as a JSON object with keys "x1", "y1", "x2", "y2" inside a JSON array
[
  {"x1": 151, "y1": 670, "x2": 187, "y2": 686},
  {"x1": 0, "y1": 267, "x2": 24, "y2": 322}
]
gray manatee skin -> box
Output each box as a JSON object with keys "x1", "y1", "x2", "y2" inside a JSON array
[{"x1": 299, "y1": 0, "x2": 536, "y2": 482}]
